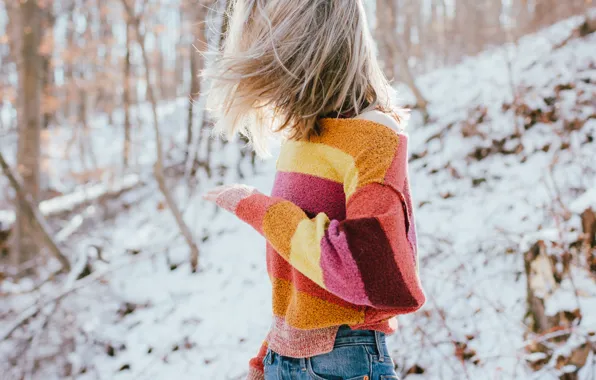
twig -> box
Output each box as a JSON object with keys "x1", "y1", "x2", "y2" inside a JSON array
[
  {"x1": 0, "y1": 251, "x2": 157, "y2": 342},
  {"x1": 414, "y1": 324, "x2": 461, "y2": 377},
  {"x1": 426, "y1": 292, "x2": 472, "y2": 380},
  {"x1": 22, "y1": 300, "x2": 60, "y2": 380}
]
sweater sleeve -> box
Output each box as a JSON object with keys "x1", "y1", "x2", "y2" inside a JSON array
[
  {"x1": 235, "y1": 131, "x2": 425, "y2": 311},
  {"x1": 246, "y1": 341, "x2": 268, "y2": 380}
]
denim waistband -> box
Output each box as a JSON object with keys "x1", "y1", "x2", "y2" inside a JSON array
[
  {"x1": 334, "y1": 325, "x2": 387, "y2": 357},
  {"x1": 266, "y1": 325, "x2": 390, "y2": 363}
]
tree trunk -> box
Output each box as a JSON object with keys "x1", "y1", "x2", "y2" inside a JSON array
[
  {"x1": 186, "y1": 43, "x2": 199, "y2": 151},
  {"x1": 485, "y1": 0, "x2": 503, "y2": 45},
  {"x1": 454, "y1": 0, "x2": 467, "y2": 56},
  {"x1": 157, "y1": 49, "x2": 166, "y2": 101},
  {"x1": 14, "y1": 0, "x2": 43, "y2": 268},
  {"x1": 534, "y1": 0, "x2": 557, "y2": 29},
  {"x1": 123, "y1": 22, "x2": 132, "y2": 168},
  {"x1": 375, "y1": 0, "x2": 428, "y2": 115},
  {"x1": 64, "y1": 11, "x2": 76, "y2": 123},
  {"x1": 184, "y1": 0, "x2": 221, "y2": 180},
  {"x1": 375, "y1": 0, "x2": 398, "y2": 80},
  {"x1": 41, "y1": 9, "x2": 56, "y2": 130},
  {"x1": 186, "y1": 1, "x2": 210, "y2": 155},
  {"x1": 394, "y1": 38, "x2": 429, "y2": 116}
]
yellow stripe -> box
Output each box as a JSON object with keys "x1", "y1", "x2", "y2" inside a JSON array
[
  {"x1": 277, "y1": 140, "x2": 356, "y2": 184},
  {"x1": 289, "y1": 213, "x2": 329, "y2": 288}
]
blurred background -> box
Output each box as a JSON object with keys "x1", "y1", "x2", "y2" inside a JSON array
[{"x1": 1, "y1": 1, "x2": 595, "y2": 379}]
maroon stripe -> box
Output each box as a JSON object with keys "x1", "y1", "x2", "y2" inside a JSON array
[
  {"x1": 272, "y1": 172, "x2": 346, "y2": 220},
  {"x1": 341, "y1": 217, "x2": 418, "y2": 309}
]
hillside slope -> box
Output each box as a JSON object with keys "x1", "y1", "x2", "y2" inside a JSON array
[{"x1": 1, "y1": 11, "x2": 596, "y2": 380}]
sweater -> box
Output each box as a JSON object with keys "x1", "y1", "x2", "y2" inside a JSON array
[{"x1": 235, "y1": 117, "x2": 426, "y2": 380}]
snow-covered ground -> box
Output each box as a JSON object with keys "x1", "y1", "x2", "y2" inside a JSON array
[{"x1": 2, "y1": 12, "x2": 596, "y2": 380}]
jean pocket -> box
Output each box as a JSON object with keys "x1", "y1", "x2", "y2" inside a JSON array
[{"x1": 306, "y1": 345, "x2": 371, "y2": 380}]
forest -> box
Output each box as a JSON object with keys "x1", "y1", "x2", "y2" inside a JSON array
[{"x1": 1, "y1": 0, "x2": 596, "y2": 379}]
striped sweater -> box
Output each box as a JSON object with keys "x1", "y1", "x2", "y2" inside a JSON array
[{"x1": 235, "y1": 117, "x2": 425, "y2": 380}]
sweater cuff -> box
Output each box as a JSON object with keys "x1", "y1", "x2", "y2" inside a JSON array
[
  {"x1": 235, "y1": 193, "x2": 281, "y2": 235},
  {"x1": 246, "y1": 366, "x2": 265, "y2": 380}
]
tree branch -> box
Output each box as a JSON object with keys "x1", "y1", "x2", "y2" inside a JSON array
[{"x1": 0, "y1": 151, "x2": 71, "y2": 272}]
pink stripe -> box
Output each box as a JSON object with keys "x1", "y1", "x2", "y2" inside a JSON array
[
  {"x1": 320, "y1": 220, "x2": 370, "y2": 305},
  {"x1": 272, "y1": 172, "x2": 346, "y2": 220},
  {"x1": 246, "y1": 367, "x2": 264, "y2": 380},
  {"x1": 236, "y1": 194, "x2": 281, "y2": 234}
]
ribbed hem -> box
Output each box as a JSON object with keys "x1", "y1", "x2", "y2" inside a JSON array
[
  {"x1": 264, "y1": 317, "x2": 398, "y2": 359},
  {"x1": 266, "y1": 317, "x2": 340, "y2": 358},
  {"x1": 246, "y1": 367, "x2": 264, "y2": 380}
]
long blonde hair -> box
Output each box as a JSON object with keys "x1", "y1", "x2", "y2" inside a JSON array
[{"x1": 205, "y1": 0, "x2": 397, "y2": 156}]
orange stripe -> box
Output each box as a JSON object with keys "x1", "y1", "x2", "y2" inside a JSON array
[
  {"x1": 271, "y1": 278, "x2": 364, "y2": 329},
  {"x1": 263, "y1": 201, "x2": 306, "y2": 259},
  {"x1": 315, "y1": 119, "x2": 400, "y2": 198}
]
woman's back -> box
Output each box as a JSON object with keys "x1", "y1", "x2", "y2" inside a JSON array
[{"x1": 231, "y1": 116, "x2": 424, "y2": 377}]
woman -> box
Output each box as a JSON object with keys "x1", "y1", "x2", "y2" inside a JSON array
[{"x1": 203, "y1": 1, "x2": 425, "y2": 379}]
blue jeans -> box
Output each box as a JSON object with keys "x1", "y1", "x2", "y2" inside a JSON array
[{"x1": 263, "y1": 325, "x2": 400, "y2": 380}]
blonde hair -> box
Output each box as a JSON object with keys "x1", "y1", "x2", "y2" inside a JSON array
[{"x1": 205, "y1": 0, "x2": 398, "y2": 156}]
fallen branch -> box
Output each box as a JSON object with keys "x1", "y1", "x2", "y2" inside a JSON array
[
  {"x1": 0, "y1": 151, "x2": 71, "y2": 272},
  {"x1": 0, "y1": 250, "x2": 158, "y2": 342},
  {"x1": 0, "y1": 174, "x2": 140, "y2": 232},
  {"x1": 55, "y1": 206, "x2": 96, "y2": 244}
]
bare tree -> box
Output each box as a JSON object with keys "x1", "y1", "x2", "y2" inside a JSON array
[
  {"x1": 13, "y1": 0, "x2": 43, "y2": 269},
  {"x1": 375, "y1": 0, "x2": 398, "y2": 80},
  {"x1": 120, "y1": 0, "x2": 201, "y2": 272},
  {"x1": 123, "y1": 21, "x2": 132, "y2": 168},
  {"x1": 376, "y1": 0, "x2": 428, "y2": 114},
  {"x1": 185, "y1": 1, "x2": 212, "y2": 154}
]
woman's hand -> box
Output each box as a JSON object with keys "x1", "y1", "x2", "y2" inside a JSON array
[{"x1": 203, "y1": 184, "x2": 261, "y2": 214}]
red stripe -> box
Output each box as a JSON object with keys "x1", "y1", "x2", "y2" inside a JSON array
[{"x1": 266, "y1": 245, "x2": 360, "y2": 311}]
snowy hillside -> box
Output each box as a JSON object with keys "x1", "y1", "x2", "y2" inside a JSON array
[{"x1": 2, "y1": 12, "x2": 596, "y2": 380}]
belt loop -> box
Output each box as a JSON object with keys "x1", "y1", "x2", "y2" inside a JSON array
[
  {"x1": 374, "y1": 331, "x2": 385, "y2": 362},
  {"x1": 267, "y1": 349, "x2": 274, "y2": 365},
  {"x1": 300, "y1": 358, "x2": 307, "y2": 372}
]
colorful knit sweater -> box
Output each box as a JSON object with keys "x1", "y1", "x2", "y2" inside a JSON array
[{"x1": 235, "y1": 117, "x2": 426, "y2": 380}]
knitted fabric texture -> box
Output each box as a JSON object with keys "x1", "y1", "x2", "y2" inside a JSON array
[{"x1": 236, "y1": 118, "x2": 426, "y2": 379}]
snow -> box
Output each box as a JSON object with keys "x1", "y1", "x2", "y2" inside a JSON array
[
  {"x1": 2, "y1": 11, "x2": 596, "y2": 380},
  {"x1": 570, "y1": 187, "x2": 596, "y2": 214},
  {"x1": 0, "y1": 209, "x2": 15, "y2": 227},
  {"x1": 0, "y1": 174, "x2": 140, "y2": 231}
]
